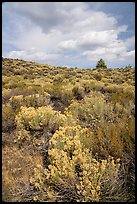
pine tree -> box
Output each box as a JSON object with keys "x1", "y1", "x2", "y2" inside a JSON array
[
  {"x1": 125, "y1": 64, "x2": 132, "y2": 69},
  {"x1": 96, "y1": 59, "x2": 107, "y2": 69}
]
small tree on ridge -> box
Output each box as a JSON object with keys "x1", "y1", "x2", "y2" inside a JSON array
[{"x1": 96, "y1": 58, "x2": 107, "y2": 69}]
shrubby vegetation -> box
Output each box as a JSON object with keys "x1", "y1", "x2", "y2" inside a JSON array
[
  {"x1": 30, "y1": 126, "x2": 121, "y2": 202},
  {"x1": 2, "y1": 58, "x2": 135, "y2": 202}
]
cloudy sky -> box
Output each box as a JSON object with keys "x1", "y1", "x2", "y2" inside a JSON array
[{"x1": 2, "y1": 2, "x2": 135, "y2": 68}]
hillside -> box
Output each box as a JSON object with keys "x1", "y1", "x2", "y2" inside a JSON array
[{"x1": 2, "y1": 58, "x2": 135, "y2": 202}]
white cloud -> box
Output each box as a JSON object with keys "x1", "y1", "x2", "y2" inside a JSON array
[
  {"x1": 125, "y1": 36, "x2": 135, "y2": 50},
  {"x1": 73, "y1": 11, "x2": 117, "y2": 32},
  {"x1": 120, "y1": 50, "x2": 135, "y2": 62},
  {"x1": 7, "y1": 48, "x2": 59, "y2": 62},
  {"x1": 58, "y1": 40, "x2": 76, "y2": 50},
  {"x1": 82, "y1": 49, "x2": 117, "y2": 63},
  {"x1": 2, "y1": 2, "x2": 135, "y2": 67},
  {"x1": 77, "y1": 30, "x2": 118, "y2": 50}
]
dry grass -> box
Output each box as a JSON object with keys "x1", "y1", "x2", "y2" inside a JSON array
[{"x1": 2, "y1": 145, "x2": 43, "y2": 202}]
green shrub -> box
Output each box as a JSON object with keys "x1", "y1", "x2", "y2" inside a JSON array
[
  {"x1": 23, "y1": 92, "x2": 51, "y2": 108},
  {"x1": 2, "y1": 88, "x2": 12, "y2": 103},
  {"x1": 93, "y1": 73, "x2": 102, "y2": 81},
  {"x1": 2, "y1": 104, "x2": 15, "y2": 132},
  {"x1": 95, "y1": 115, "x2": 135, "y2": 159},
  {"x1": 72, "y1": 84, "x2": 85, "y2": 100},
  {"x1": 9, "y1": 95, "x2": 23, "y2": 111},
  {"x1": 110, "y1": 89, "x2": 134, "y2": 106},
  {"x1": 65, "y1": 94, "x2": 113, "y2": 128},
  {"x1": 50, "y1": 82, "x2": 74, "y2": 111}
]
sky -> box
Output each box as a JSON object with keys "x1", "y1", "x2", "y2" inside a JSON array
[{"x1": 2, "y1": 2, "x2": 135, "y2": 68}]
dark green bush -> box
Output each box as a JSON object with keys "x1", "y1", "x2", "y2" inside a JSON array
[{"x1": 96, "y1": 59, "x2": 107, "y2": 69}]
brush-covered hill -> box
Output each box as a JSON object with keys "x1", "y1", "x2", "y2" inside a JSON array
[{"x1": 2, "y1": 58, "x2": 135, "y2": 202}]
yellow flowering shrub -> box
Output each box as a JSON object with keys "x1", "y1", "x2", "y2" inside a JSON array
[
  {"x1": 15, "y1": 129, "x2": 31, "y2": 146},
  {"x1": 30, "y1": 126, "x2": 121, "y2": 202},
  {"x1": 15, "y1": 106, "x2": 67, "y2": 144},
  {"x1": 23, "y1": 92, "x2": 51, "y2": 108}
]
